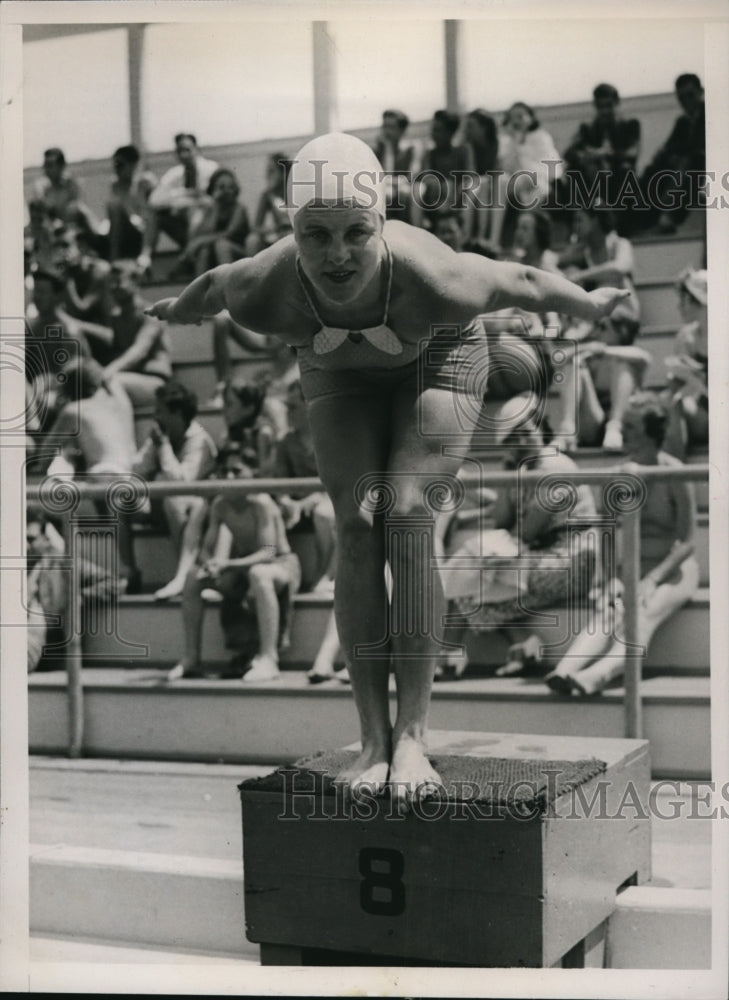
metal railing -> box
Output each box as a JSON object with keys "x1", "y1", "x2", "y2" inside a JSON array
[{"x1": 28, "y1": 463, "x2": 710, "y2": 757}]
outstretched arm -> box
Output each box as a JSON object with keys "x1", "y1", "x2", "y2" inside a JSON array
[
  {"x1": 144, "y1": 260, "x2": 246, "y2": 324},
  {"x1": 458, "y1": 253, "x2": 631, "y2": 324}
]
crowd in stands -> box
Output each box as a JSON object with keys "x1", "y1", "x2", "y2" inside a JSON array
[{"x1": 25, "y1": 70, "x2": 707, "y2": 692}]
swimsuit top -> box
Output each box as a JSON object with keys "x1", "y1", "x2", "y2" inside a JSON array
[{"x1": 295, "y1": 241, "x2": 422, "y2": 370}]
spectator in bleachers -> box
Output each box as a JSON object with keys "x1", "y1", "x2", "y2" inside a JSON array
[
  {"x1": 26, "y1": 509, "x2": 121, "y2": 672},
  {"x1": 490, "y1": 102, "x2": 563, "y2": 252},
  {"x1": 24, "y1": 199, "x2": 60, "y2": 274},
  {"x1": 412, "y1": 110, "x2": 471, "y2": 229},
  {"x1": 101, "y1": 261, "x2": 172, "y2": 409},
  {"x1": 167, "y1": 445, "x2": 301, "y2": 683},
  {"x1": 639, "y1": 74, "x2": 706, "y2": 234},
  {"x1": 552, "y1": 205, "x2": 648, "y2": 451},
  {"x1": 154, "y1": 378, "x2": 267, "y2": 601},
  {"x1": 44, "y1": 356, "x2": 138, "y2": 590},
  {"x1": 432, "y1": 209, "x2": 466, "y2": 252},
  {"x1": 246, "y1": 153, "x2": 293, "y2": 256},
  {"x1": 505, "y1": 208, "x2": 560, "y2": 272},
  {"x1": 107, "y1": 145, "x2": 157, "y2": 268},
  {"x1": 31, "y1": 147, "x2": 98, "y2": 234},
  {"x1": 434, "y1": 396, "x2": 597, "y2": 680},
  {"x1": 561, "y1": 84, "x2": 641, "y2": 235},
  {"x1": 372, "y1": 109, "x2": 420, "y2": 223},
  {"x1": 62, "y1": 230, "x2": 112, "y2": 327},
  {"x1": 147, "y1": 133, "x2": 219, "y2": 257},
  {"x1": 130, "y1": 380, "x2": 217, "y2": 592},
  {"x1": 462, "y1": 109, "x2": 499, "y2": 246},
  {"x1": 662, "y1": 268, "x2": 708, "y2": 460},
  {"x1": 208, "y1": 314, "x2": 299, "y2": 439},
  {"x1": 545, "y1": 392, "x2": 699, "y2": 695},
  {"x1": 25, "y1": 268, "x2": 112, "y2": 432},
  {"x1": 178, "y1": 168, "x2": 250, "y2": 276},
  {"x1": 265, "y1": 380, "x2": 337, "y2": 594}
]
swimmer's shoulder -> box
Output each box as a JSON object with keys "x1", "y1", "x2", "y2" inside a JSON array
[
  {"x1": 386, "y1": 220, "x2": 500, "y2": 314},
  {"x1": 223, "y1": 237, "x2": 312, "y2": 341}
]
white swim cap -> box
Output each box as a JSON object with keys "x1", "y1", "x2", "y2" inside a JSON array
[{"x1": 287, "y1": 132, "x2": 386, "y2": 223}]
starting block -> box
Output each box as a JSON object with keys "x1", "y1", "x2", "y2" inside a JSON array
[{"x1": 239, "y1": 730, "x2": 650, "y2": 967}]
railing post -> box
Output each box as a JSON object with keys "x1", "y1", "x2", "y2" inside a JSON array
[
  {"x1": 63, "y1": 514, "x2": 84, "y2": 757},
  {"x1": 621, "y1": 509, "x2": 642, "y2": 739}
]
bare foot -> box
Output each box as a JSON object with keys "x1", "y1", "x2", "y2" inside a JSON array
[
  {"x1": 336, "y1": 740, "x2": 390, "y2": 804},
  {"x1": 154, "y1": 578, "x2": 185, "y2": 601},
  {"x1": 388, "y1": 733, "x2": 443, "y2": 815}
]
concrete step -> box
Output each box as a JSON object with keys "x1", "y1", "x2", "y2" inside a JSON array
[
  {"x1": 606, "y1": 887, "x2": 711, "y2": 969},
  {"x1": 70, "y1": 579, "x2": 709, "y2": 673},
  {"x1": 635, "y1": 279, "x2": 683, "y2": 329},
  {"x1": 121, "y1": 508, "x2": 710, "y2": 592},
  {"x1": 30, "y1": 842, "x2": 253, "y2": 958},
  {"x1": 28, "y1": 670, "x2": 711, "y2": 777},
  {"x1": 631, "y1": 235, "x2": 705, "y2": 284}
]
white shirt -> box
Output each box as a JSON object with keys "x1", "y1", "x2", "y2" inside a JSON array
[{"x1": 148, "y1": 155, "x2": 219, "y2": 210}]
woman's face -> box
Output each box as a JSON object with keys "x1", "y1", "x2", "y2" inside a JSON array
[
  {"x1": 464, "y1": 116, "x2": 482, "y2": 144},
  {"x1": 431, "y1": 118, "x2": 451, "y2": 147},
  {"x1": 294, "y1": 204, "x2": 384, "y2": 305},
  {"x1": 508, "y1": 104, "x2": 532, "y2": 131},
  {"x1": 513, "y1": 214, "x2": 538, "y2": 253},
  {"x1": 223, "y1": 389, "x2": 256, "y2": 430},
  {"x1": 213, "y1": 173, "x2": 238, "y2": 204},
  {"x1": 621, "y1": 409, "x2": 654, "y2": 456}
]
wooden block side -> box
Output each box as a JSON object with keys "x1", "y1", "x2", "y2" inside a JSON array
[
  {"x1": 541, "y1": 746, "x2": 652, "y2": 966},
  {"x1": 241, "y1": 796, "x2": 546, "y2": 966}
]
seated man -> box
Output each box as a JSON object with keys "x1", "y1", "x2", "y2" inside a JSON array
[
  {"x1": 168, "y1": 444, "x2": 301, "y2": 683},
  {"x1": 639, "y1": 73, "x2": 705, "y2": 233},
  {"x1": 147, "y1": 133, "x2": 219, "y2": 256},
  {"x1": 31, "y1": 147, "x2": 98, "y2": 235},
  {"x1": 131, "y1": 380, "x2": 217, "y2": 592},
  {"x1": 371, "y1": 109, "x2": 419, "y2": 223},
  {"x1": 266, "y1": 380, "x2": 336, "y2": 594},
  {"x1": 101, "y1": 260, "x2": 172, "y2": 409},
  {"x1": 561, "y1": 84, "x2": 641, "y2": 235},
  {"x1": 107, "y1": 144, "x2": 157, "y2": 267}
]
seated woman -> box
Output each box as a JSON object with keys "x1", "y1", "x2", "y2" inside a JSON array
[
  {"x1": 662, "y1": 268, "x2": 708, "y2": 461},
  {"x1": 461, "y1": 108, "x2": 499, "y2": 249},
  {"x1": 101, "y1": 261, "x2": 173, "y2": 409},
  {"x1": 434, "y1": 396, "x2": 597, "y2": 680},
  {"x1": 62, "y1": 230, "x2": 113, "y2": 327},
  {"x1": 490, "y1": 102, "x2": 563, "y2": 253},
  {"x1": 552, "y1": 205, "x2": 648, "y2": 451},
  {"x1": 246, "y1": 153, "x2": 293, "y2": 256},
  {"x1": 167, "y1": 446, "x2": 301, "y2": 683},
  {"x1": 412, "y1": 110, "x2": 471, "y2": 230},
  {"x1": 545, "y1": 392, "x2": 699, "y2": 695},
  {"x1": 180, "y1": 168, "x2": 251, "y2": 276}
]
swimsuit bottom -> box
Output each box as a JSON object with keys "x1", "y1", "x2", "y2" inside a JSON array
[{"x1": 298, "y1": 322, "x2": 489, "y2": 405}]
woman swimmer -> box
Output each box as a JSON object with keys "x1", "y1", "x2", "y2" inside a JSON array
[{"x1": 147, "y1": 132, "x2": 631, "y2": 813}]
